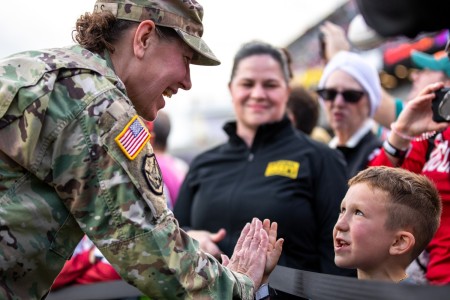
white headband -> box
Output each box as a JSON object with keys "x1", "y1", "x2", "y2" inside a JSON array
[{"x1": 318, "y1": 51, "x2": 381, "y2": 117}]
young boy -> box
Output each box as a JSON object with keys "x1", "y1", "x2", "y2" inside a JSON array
[{"x1": 333, "y1": 166, "x2": 442, "y2": 283}]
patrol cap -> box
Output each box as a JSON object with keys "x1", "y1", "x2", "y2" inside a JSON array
[
  {"x1": 94, "y1": 0, "x2": 220, "y2": 66},
  {"x1": 411, "y1": 50, "x2": 450, "y2": 77}
]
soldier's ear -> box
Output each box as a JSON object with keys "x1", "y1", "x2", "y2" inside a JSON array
[{"x1": 133, "y1": 20, "x2": 157, "y2": 59}]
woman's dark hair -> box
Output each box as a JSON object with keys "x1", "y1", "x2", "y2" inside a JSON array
[
  {"x1": 73, "y1": 11, "x2": 179, "y2": 54},
  {"x1": 229, "y1": 40, "x2": 293, "y2": 84},
  {"x1": 287, "y1": 86, "x2": 319, "y2": 135}
]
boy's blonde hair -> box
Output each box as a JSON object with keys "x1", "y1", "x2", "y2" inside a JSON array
[{"x1": 349, "y1": 166, "x2": 442, "y2": 260}]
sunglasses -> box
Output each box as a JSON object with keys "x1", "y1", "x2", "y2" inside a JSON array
[{"x1": 316, "y1": 88, "x2": 365, "y2": 103}]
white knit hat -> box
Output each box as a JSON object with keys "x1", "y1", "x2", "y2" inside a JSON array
[{"x1": 318, "y1": 51, "x2": 382, "y2": 117}]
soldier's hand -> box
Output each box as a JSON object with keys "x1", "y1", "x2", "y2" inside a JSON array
[{"x1": 222, "y1": 218, "x2": 268, "y2": 289}]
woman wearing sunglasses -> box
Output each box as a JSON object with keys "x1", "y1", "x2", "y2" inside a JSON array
[{"x1": 316, "y1": 51, "x2": 382, "y2": 178}]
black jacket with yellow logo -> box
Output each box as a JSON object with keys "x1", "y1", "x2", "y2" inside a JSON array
[{"x1": 175, "y1": 116, "x2": 353, "y2": 278}]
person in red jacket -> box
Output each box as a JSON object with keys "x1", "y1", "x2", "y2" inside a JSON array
[
  {"x1": 369, "y1": 80, "x2": 450, "y2": 284},
  {"x1": 369, "y1": 50, "x2": 450, "y2": 284},
  {"x1": 51, "y1": 236, "x2": 121, "y2": 290}
]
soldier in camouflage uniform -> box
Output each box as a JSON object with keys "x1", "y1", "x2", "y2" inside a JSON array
[{"x1": 0, "y1": 0, "x2": 283, "y2": 299}]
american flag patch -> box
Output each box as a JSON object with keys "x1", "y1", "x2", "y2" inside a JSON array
[{"x1": 115, "y1": 115, "x2": 151, "y2": 160}]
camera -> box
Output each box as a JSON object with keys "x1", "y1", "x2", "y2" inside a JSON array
[{"x1": 432, "y1": 87, "x2": 450, "y2": 122}]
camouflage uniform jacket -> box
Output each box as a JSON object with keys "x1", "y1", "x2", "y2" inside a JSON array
[{"x1": 0, "y1": 45, "x2": 254, "y2": 300}]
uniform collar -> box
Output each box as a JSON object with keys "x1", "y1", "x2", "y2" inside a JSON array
[{"x1": 103, "y1": 50, "x2": 116, "y2": 73}]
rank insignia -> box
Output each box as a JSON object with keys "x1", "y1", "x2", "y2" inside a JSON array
[
  {"x1": 142, "y1": 154, "x2": 163, "y2": 195},
  {"x1": 115, "y1": 115, "x2": 151, "y2": 160}
]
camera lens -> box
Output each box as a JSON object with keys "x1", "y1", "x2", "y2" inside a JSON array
[{"x1": 438, "y1": 91, "x2": 450, "y2": 121}]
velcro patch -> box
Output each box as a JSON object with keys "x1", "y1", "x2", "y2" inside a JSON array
[
  {"x1": 115, "y1": 115, "x2": 151, "y2": 160},
  {"x1": 265, "y1": 160, "x2": 300, "y2": 179},
  {"x1": 142, "y1": 154, "x2": 163, "y2": 196},
  {"x1": 94, "y1": 2, "x2": 119, "y2": 15}
]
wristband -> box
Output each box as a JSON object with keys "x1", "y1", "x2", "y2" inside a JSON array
[
  {"x1": 255, "y1": 283, "x2": 270, "y2": 300},
  {"x1": 390, "y1": 123, "x2": 436, "y2": 142},
  {"x1": 383, "y1": 140, "x2": 409, "y2": 159}
]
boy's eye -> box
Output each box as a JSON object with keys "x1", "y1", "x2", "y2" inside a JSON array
[
  {"x1": 339, "y1": 207, "x2": 346, "y2": 214},
  {"x1": 355, "y1": 210, "x2": 364, "y2": 216}
]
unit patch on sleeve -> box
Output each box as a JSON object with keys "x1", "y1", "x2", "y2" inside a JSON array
[
  {"x1": 142, "y1": 154, "x2": 163, "y2": 195},
  {"x1": 265, "y1": 160, "x2": 300, "y2": 179},
  {"x1": 115, "y1": 115, "x2": 151, "y2": 160}
]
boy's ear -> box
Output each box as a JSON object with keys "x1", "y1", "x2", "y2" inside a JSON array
[{"x1": 389, "y1": 231, "x2": 415, "y2": 256}]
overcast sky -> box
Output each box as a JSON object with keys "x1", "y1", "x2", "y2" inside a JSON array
[{"x1": 0, "y1": 0, "x2": 348, "y2": 149}]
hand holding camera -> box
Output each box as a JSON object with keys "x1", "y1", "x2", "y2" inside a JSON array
[
  {"x1": 432, "y1": 87, "x2": 450, "y2": 122},
  {"x1": 393, "y1": 83, "x2": 449, "y2": 143},
  {"x1": 318, "y1": 22, "x2": 350, "y2": 63}
]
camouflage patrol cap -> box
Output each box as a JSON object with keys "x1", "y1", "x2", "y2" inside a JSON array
[{"x1": 94, "y1": 0, "x2": 220, "y2": 66}]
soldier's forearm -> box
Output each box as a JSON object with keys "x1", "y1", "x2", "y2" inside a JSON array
[{"x1": 99, "y1": 213, "x2": 254, "y2": 299}]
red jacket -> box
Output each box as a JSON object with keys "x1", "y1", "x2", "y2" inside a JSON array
[{"x1": 51, "y1": 236, "x2": 121, "y2": 290}]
